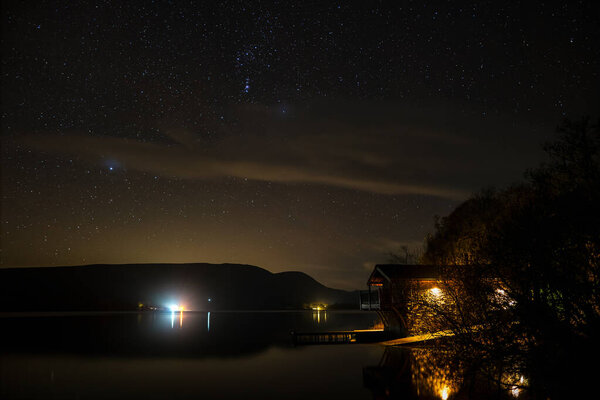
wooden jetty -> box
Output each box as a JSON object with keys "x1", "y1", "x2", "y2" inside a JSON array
[
  {"x1": 379, "y1": 329, "x2": 455, "y2": 346},
  {"x1": 291, "y1": 329, "x2": 454, "y2": 346},
  {"x1": 291, "y1": 329, "x2": 391, "y2": 345}
]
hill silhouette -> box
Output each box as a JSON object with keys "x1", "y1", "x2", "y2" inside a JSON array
[{"x1": 0, "y1": 263, "x2": 358, "y2": 312}]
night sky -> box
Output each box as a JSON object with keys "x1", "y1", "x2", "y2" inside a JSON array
[{"x1": 1, "y1": 1, "x2": 598, "y2": 289}]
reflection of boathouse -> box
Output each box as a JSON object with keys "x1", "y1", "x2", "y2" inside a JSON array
[
  {"x1": 363, "y1": 346, "x2": 457, "y2": 400},
  {"x1": 360, "y1": 264, "x2": 442, "y2": 335}
]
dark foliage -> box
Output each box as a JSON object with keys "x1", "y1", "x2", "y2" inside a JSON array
[{"x1": 418, "y1": 118, "x2": 600, "y2": 398}]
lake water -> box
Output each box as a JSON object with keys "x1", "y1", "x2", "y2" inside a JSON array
[
  {"x1": 1, "y1": 311, "x2": 389, "y2": 399},
  {"x1": 0, "y1": 311, "x2": 542, "y2": 399}
]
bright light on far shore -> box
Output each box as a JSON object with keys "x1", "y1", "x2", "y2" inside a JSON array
[{"x1": 169, "y1": 304, "x2": 184, "y2": 312}]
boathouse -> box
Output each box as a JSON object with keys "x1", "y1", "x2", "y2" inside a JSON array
[
  {"x1": 360, "y1": 264, "x2": 443, "y2": 334},
  {"x1": 360, "y1": 264, "x2": 441, "y2": 310}
]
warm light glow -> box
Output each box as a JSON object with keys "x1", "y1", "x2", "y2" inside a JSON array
[
  {"x1": 370, "y1": 319, "x2": 385, "y2": 330},
  {"x1": 510, "y1": 386, "x2": 520, "y2": 397},
  {"x1": 168, "y1": 304, "x2": 185, "y2": 328},
  {"x1": 495, "y1": 288, "x2": 517, "y2": 308},
  {"x1": 429, "y1": 287, "x2": 442, "y2": 297},
  {"x1": 510, "y1": 375, "x2": 525, "y2": 397},
  {"x1": 411, "y1": 348, "x2": 457, "y2": 400},
  {"x1": 503, "y1": 373, "x2": 526, "y2": 397},
  {"x1": 168, "y1": 304, "x2": 186, "y2": 312},
  {"x1": 440, "y1": 386, "x2": 450, "y2": 400}
]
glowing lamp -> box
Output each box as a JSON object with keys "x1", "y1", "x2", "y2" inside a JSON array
[{"x1": 440, "y1": 386, "x2": 450, "y2": 400}]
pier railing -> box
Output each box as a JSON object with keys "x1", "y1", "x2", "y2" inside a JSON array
[{"x1": 359, "y1": 290, "x2": 380, "y2": 310}]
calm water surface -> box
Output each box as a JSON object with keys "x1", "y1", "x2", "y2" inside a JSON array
[
  {"x1": 2, "y1": 311, "x2": 388, "y2": 399},
  {"x1": 0, "y1": 311, "x2": 534, "y2": 399}
]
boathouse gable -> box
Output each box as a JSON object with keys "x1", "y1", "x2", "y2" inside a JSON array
[
  {"x1": 360, "y1": 264, "x2": 448, "y2": 335},
  {"x1": 361, "y1": 264, "x2": 442, "y2": 311},
  {"x1": 368, "y1": 264, "x2": 441, "y2": 284}
]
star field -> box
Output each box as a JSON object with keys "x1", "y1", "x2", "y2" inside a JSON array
[{"x1": 1, "y1": 1, "x2": 598, "y2": 289}]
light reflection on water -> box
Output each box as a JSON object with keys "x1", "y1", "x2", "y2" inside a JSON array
[
  {"x1": 410, "y1": 348, "x2": 459, "y2": 399},
  {"x1": 364, "y1": 345, "x2": 529, "y2": 399},
  {"x1": 0, "y1": 311, "x2": 533, "y2": 399},
  {"x1": 312, "y1": 309, "x2": 327, "y2": 323},
  {"x1": 170, "y1": 310, "x2": 183, "y2": 329},
  {"x1": 1, "y1": 311, "x2": 382, "y2": 399}
]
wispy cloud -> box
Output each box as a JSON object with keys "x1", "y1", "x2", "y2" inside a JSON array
[{"x1": 19, "y1": 103, "x2": 545, "y2": 200}]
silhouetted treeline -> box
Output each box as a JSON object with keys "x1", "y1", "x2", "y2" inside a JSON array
[{"x1": 417, "y1": 117, "x2": 599, "y2": 398}]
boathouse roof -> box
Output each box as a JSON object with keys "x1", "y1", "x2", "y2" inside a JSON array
[{"x1": 367, "y1": 264, "x2": 441, "y2": 285}]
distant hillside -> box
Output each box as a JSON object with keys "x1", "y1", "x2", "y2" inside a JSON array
[{"x1": 0, "y1": 263, "x2": 359, "y2": 312}]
